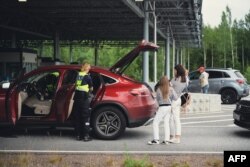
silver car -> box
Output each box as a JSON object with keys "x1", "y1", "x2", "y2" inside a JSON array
[{"x1": 188, "y1": 68, "x2": 249, "y2": 104}]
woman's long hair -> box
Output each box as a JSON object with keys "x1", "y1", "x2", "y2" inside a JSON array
[
  {"x1": 158, "y1": 76, "x2": 170, "y2": 100},
  {"x1": 174, "y1": 64, "x2": 186, "y2": 83}
]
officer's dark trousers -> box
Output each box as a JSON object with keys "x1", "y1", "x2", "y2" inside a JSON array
[{"x1": 73, "y1": 91, "x2": 90, "y2": 137}]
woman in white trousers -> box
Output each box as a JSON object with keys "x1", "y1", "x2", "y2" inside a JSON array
[
  {"x1": 170, "y1": 97, "x2": 182, "y2": 143},
  {"x1": 170, "y1": 64, "x2": 187, "y2": 144},
  {"x1": 148, "y1": 76, "x2": 178, "y2": 145}
]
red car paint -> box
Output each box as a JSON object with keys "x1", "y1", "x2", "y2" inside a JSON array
[{"x1": 0, "y1": 40, "x2": 159, "y2": 139}]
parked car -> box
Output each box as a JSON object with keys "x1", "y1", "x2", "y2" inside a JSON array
[
  {"x1": 233, "y1": 100, "x2": 250, "y2": 130},
  {"x1": 0, "y1": 40, "x2": 158, "y2": 140},
  {"x1": 188, "y1": 68, "x2": 249, "y2": 104}
]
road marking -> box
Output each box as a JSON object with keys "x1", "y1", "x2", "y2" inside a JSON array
[
  {"x1": 181, "y1": 114, "x2": 232, "y2": 120},
  {"x1": 222, "y1": 106, "x2": 236, "y2": 109},
  {"x1": 183, "y1": 125, "x2": 236, "y2": 128},
  {"x1": 227, "y1": 124, "x2": 236, "y2": 127},
  {"x1": 181, "y1": 119, "x2": 233, "y2": 125},
  {"x1": 0, "y1": 150, "x2": 223, "y2": 155}
]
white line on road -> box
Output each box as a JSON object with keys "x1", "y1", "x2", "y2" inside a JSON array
[
  {"x1": 181, "y1": 114, "x2": 232, "y2": 120},
  {"x1": 183, "y1": 125, "x2": 236, "y2": 128},
  {"x1": 181, "y1": 119, "x2": 233, "y2": 125},
  {"x1": 227, "y1": 124, "x2": 237, "y2": 127}
]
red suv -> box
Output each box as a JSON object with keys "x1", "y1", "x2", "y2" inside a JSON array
[{"x1": 0, "y1": 40, "x2": 158, "y2": 140}]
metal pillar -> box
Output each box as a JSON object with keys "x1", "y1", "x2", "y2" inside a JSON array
[
  {"x1": 94, "y1": 45, "x2": 98, "y2": 66},
  {"x1": 11, "y1": 32, "x2": 16, "y2": 48},
  {"x1": 153, "y1": 1, "x2": 157, "y2": 82},
  {"x1": 165, "y1": 27, "x2": 170, "y2": 78},
  {"x1": 183, "y1": 48, "x2": 186, "y2": 67},
  {"x1": 187, "y1": 48, "x2": 190, "y2": 70},
  {"x1": 53, "y1": 31, "x2": 60, "y2": 61},
  {"x1": 142, "y1": 1, "x2": 149, "y2": 82},
  {"x1": 167, "y1": 28, "x2": 170, "y2": 78},
  {"x1": 176, "y1": 48, "x2": 179, "y2": 64},
  {"x1": 204, "y1": 41, "x2": 207, "y2": 67},
  {"x1": 69, "y1": 42, "x2": 73, "y2": 63},
  {"x1": 39, "y1": 41, "x2": 43, "y2": 57},
  {"x1": 180, "y1": 48, "x2": 183, "y2": 65},
  {"x1": 172, "y1": 39, "x2": 175, "y2": 78}
]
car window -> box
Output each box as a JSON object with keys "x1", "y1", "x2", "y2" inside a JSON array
[
  {"x1": 62, "y1": 70, "x2": 78, "y2": 85},
  {"x1": 23, "y1": 71, "x2": 59, "y2": 84},
  {"x1": 102, "y1": 75, "x2": 117, "y2": 84},
  {"x1": 90, "y1": 72, "x2": 101, "y2": 95},
  {"x1": 19, "y1": 70, "x2": 59, "y2": 99},
  {"x1": 207, "y1": 71, "x2": 222, "y2": 78},
  {"x1": 189, "y1": 71, "x2": 200, "y2": 80},
  {"x1": 235, "y1": 71, "x2": 245, "y2": 79},
  {"x1": 222, "y1": 72, "x2": 230, "y2": 78}
]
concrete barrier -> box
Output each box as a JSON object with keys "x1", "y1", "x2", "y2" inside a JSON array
[
  {"x1": 148, "y1": 82, "x2": 222, "y2": 114},
  {"x1": 186, "y1": 93, "x2": 221, "y2": 113}
]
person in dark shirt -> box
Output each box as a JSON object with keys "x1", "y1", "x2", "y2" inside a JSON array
[{"x1": 73, "y1": 62, "x2": 93, "y2": 141}]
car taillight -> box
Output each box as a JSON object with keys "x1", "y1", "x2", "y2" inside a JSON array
[
  {"x1": 130, "y1": 88, "x2": 148, "y2": 96},
  {"x1": 236, "y1": 79, "x2": 244, "y2": 85}
]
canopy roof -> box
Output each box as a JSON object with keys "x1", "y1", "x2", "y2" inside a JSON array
[{"x1": 0, "y1": 0, "x2": 202, "y2": 47}]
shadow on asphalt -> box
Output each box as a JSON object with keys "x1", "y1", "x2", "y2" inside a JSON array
[
  {"x1": 0, "y1": 130, "x2": 18, "y2": 138},
  {"x1": 0, "y1": 127, "x2": 75, "y2": 138},
  {"x1": 0, "y1": 127, "x2": 150, "y2": 140},
  {"x1": 121, "y1": 128, "x2": 149, "y2": 140},
  {"x1": 232, "y1": 129, "x2": 250, "y2": 138}
]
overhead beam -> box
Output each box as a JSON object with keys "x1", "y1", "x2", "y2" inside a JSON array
[
  {"x1": 122, "y1": 0, "x2": 145, "y2": 18},
  {"x1": 146, "y1": 0, "x2": 189, "y2": 1},
  {"x1": 0, "y1": 24, "x2": 51, "y2": 38}
]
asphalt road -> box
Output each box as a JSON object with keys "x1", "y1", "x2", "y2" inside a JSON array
[{"x1": 0, "y1": 103, "x2": 250, "y2": 154}]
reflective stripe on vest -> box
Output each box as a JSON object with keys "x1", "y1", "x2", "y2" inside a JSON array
[{"x1": 76, "y1": 72, "x2": 89, "y2": 92}]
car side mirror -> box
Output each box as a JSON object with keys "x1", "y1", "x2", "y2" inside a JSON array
[{"x1": 2, "y1": 82, "x2": 10, "y2": 89}]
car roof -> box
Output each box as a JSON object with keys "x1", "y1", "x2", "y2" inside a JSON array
[
  {"x1": 36, "y1": 64, "x2": 106, "y2": 72},
  {"x1": 190, "y1": 68, "x2": 239, "y2": 73},
  {"x1": 205, "y1": 68, "x2": 238, "y2": 71},
  {"x1": 28, "y1": 64, "x2": 119, "y2": 79}
]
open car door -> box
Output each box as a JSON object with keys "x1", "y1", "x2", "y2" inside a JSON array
[
  {"x1": 6, "y1": 85, "x2": 19, "y2": 124},
  {"x1": 55, "y1": 84, "x2": 75, "y2": 122},
  {"x1": 90, "y1": 72, "x2": 106, "y2": 107},
  {"x1": 55, "y1": 70, "x2": 78, "y2": 122},
  {"x1": 4, "y1": 69, "x2": 26, "y2": 124}
]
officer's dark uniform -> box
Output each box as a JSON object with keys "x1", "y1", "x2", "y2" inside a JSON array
[{"x1": 73, "y1": 71, "x2": 93, "y2": 141}]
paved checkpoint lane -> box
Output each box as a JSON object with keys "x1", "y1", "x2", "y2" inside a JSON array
[{"x1": 0, "y1": 104, "x2": 250, "y2": 153}]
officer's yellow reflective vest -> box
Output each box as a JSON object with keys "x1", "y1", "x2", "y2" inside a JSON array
[
  {"x1": 75, "y1": 72, "x2": 89, "y2": 92},
  {"x1": 51, "y1": 72, "x2": 59, "y2": 77}
]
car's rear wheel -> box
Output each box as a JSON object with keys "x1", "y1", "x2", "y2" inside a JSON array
[
  {"x1": 221, "y1": 89, "x2": 237, "y2": 104},
  {"x1": 91, "y1": 106, "x2": 126, "y2": 140}
]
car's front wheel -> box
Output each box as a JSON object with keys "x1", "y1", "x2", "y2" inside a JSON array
[
  {"x1": 221, "y1": 89, "x2": 237, "y2": 104},
  {"x1": 91, "y1": 106, "x2": 126, "y2": 140}
]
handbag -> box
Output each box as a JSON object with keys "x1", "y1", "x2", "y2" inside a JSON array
[
  {"x1": 180, "y1": 93, "x2": 191, "y2": 106},
  {"x1": 181, "y1": 83, "x2": 191, "y2": 106}
]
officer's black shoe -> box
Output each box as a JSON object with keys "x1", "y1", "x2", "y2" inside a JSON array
[
  {"x1": 83, "y1": 135, "x2": 92, "y2": 142},
  {"x1": 76, "y1": 135, "x2": 82, "y2": 141}
]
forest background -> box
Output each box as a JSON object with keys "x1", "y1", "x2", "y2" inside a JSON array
[{"x1": 33, "y1": 7, "x2": 250, "y2": 82}]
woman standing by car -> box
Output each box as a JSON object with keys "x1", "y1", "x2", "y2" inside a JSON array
[
  {"x1": 148, "y1": 76, "x2": 178, "y2": 145},
  {"x1": 170, "y1": 64, "x2": 187, "y2": 144},
  {"x1": 73, "y1": 62, "x2": 93, "y2": 142}
]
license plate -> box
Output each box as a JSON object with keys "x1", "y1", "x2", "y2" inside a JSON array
[{"x1": 233, "y1": 113, "x2": 240, "y2": 121}]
